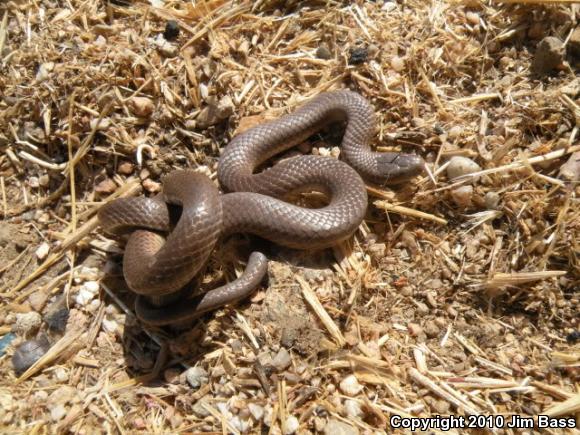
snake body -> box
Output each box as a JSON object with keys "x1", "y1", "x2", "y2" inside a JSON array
[{"x1": 98, "y1": 90, "x2": 424, "y2": 325}]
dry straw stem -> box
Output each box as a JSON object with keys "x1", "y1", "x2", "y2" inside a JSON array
[
  {"x1": 296, "y1": 276, "x2": 346, "y2": 347},
  {"x1": 409, "y1": 368, "x2": 481, "y2": 416},
  {"x1": 544, "y1": 394, "x2": 580, "y2": 418},
  {"x1": 374, "y1": 199, "x2": 448, "y2": 225},
  {"x1": 477, "y1": 270, "x2": 567, "y2": 294}
]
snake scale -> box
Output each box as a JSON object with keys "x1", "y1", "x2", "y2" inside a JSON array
[{"x1": 98, "y1": 90, "x2": 424, "y2": 325}]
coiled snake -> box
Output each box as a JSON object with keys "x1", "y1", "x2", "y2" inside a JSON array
[{"x1": 98, "y1": 90, "x2": 424, "y2": 325}]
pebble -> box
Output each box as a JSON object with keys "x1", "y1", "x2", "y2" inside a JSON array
[
  {"x1": 94, "y1": 178, "x2": 117, "y2": 195},
  {"x1": 54, "y1": 367, "x2": 69, "y2": 382},
  {"x1": 50, "y1": 404, "x2": 67, "y2": 422},
  {"x1": 484, "y1": 191, "x2": 501, "y2": 209},
  {"x1": 532, "y1": 36, "x2": 564, "y2": 75},
  {"x1": 163, "y1": 20, "x2": 179, "y2": 41},
  {"x1": 39, "y1": 174, "x2": 50, "y2": 187},
  {"x1": 558, "y1": 151, "x2": 580, "y2": 182},
  {"x1": 450, "y1": 185, "x2": 473, "y2": 208},
  {"x1": 117, "y1": 161, "x2": 135, "y2": 175},
  {"x1": 75, "y1": 266, "x2": 101, "y2": 282},
  {"x1": 324, "y1": 418, "x2": 359, "y2": 435},
  {"x1": 89, "y1": 117, "x2": 111, "y2": 131},
  {"x1": 344, "y1": 399, "x2": 364, "y2": 419},
  {"x1": 35, "y1": 242, "x2": 50, "y2": 261},
  {"x1": 447, "y1": 125, "x2": 463, "y2": 139},
  {"x1": 424, "y1": 320, "x2": 441, "y2": 338},
  {"x1": 248, "y1": 403, "x2": 264, "y2": 421},
  {"x1": 196, "y1": 95, "x2": 235, "y2": 129},
  {"x1": 28, "y1": 176, "x2": 40, "y2": 188},
  {"x1": 271, "y1": 348, "x2": 292, "y2": 371},
  {"x1": 348, "y1": 46, "x2": 368, "y2": 65},
  {"x1": 155, "y1": 37, "x2": 178, "y2": 57},
  {"x1": 407, "y1": 323, "x2": 423, "y2": 336},
  {"x1": 12, "y1": 335, "x2": 51, "y2": 374},
  {"x1": 191, "y1": 400, "x2": 211, "y2": 418},
  {"x1": 128, "y1": 96, "x2": 155, "y2": 118},
  {"x1": 28, "y1": 289, "x2": 49, "y2": 312},
  {"x1": 446, "y1": 156, "x2": 481, "y2": 180},
  {"x1": 339, "y1": 374, "x2": 363, "y2": 396},
  {"x1": 316, "y1": 45, "x2": 332, "y2": 60},
  {"x1": 142, "y1": 178, "x2": 161, "y2": 193},
  {"x1": 416, "y1": 301, "x2": 429, "y2": 315},
  {"x1": 230, "y1": 416, "x2": 252, "y2": 433},
  {"x1": 12, "y1": 312, "x2": 42, "y2": 336},
  {"x1": 101, "y1": 317, "x2": 118, "y2": 334},
  {"x1": 390, "y1": 55, "x2": 405, "y2": 72},
  {"x1": 284, "y1": 415, "x2": 299, "y2": 434},
  {"x1": 465, "y1": 11, "x2": 479, "y2": 25},
  {"x1": 185, "y1": 366, "x2": 209, "y2": 389},
  {"x1": 262, "y1": 405, "x2": 274, "y2": 426},
  {"x1": 35, "y1": 62, "x2": 54, "y2": 83},
  {"x1": 74, "y1": 281, "x2": 100, "y2": 306}
]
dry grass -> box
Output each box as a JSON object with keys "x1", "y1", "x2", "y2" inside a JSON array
[{"x1": 0, "y1": 0, "x2": 579, "y2": 433}]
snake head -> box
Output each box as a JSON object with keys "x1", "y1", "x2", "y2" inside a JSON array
[{"x1": 376, "y1": 152, "x2": 425, "y2": 185}]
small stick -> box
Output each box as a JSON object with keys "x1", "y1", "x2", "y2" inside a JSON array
[
  {"x1": 449, "y1": 93, "x2": 501, "y2": 104},
  {"x1": 0, "y1": 176, "x2": 6, "y2": 217},
  {"x1": 297, "y1": 276, "x2": 346, "y2": 347},
  {"x1": 374, "y1": 200, "x2": 448, "y2": 225}
]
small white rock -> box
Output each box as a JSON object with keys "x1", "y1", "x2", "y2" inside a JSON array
[
  {"x1": 446, "y1": 156, "x2": 481, "y2": 180},
  {"x1": 35, "y1": 242, "x2": 50, "y2": 261},
  {"x1": 54, "y1": 367, "x2": 69, "y2": 382},
  {"x1": 271, "y1": 348, "x2": 292, "y2": 371},
  {"x1": 28, "y1": 177, "x2": 40, "y2": 188},
  {"x1": 191, "y1": 400, "x2": 210, "y2": 418},
  {"x1": 185, "y1": 366, "x2": 209, "y2": 389},
  {"x1": 382, "y1": 0, "x2": 397, "y2": 12},
  {"x1": 450, "y1": 185, "x2": 473, "y2": 208},
  {"x1": 344, "y1": 399, "x2": 364, "y2": 419},
  {"x1": 50, "y1": 404, "x2": 67, "y2": 421},
  {"x1": 75, "y1": 281, "x2": 100, "y2": 306},
  {"x1": 263, "y1": 405, "x2": 274, "y2": 426},
  {"x1": 12, "y1": 312, "x2": 42, "y2": 336},
  {"x1": 230, "y1": 416, "x2": 252, "y2": 433},
  {"x1": 339, "y1": 374, "x2": 363, "y2": 397},
  {"x1": 390, "y1": 55, "x2": 405, "y2": 72},
  {"x1": 76, "y1": 266, "x2": 100, "y2": 281},
  {"x1": 484, "y1": 191, "x2": 501, "y2": 209},
  {"x1": 89, "y1": 117, "x2": 111, "y2": 131},
  {"x1": 249, "y1": 403, "x2": 264, "y2": 421},
  {"x1": 101, "y1": 317, "x2": 118, "y2": 333},
  {"x1": 284, "y1": 415, "x2": 299, "y2": 434}
]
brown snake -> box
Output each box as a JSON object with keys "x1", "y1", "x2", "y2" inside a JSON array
[{"x1": 98, "y1": 90, "x2": 424, "y2": 325}]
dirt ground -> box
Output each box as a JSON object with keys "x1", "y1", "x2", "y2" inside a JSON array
[{"x1": 0, "y1": 0, "x2": 578, "y2": 434}]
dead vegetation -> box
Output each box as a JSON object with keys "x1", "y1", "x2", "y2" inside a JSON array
[{"x1": 0, "y1": 0, "x2": 578, "y2": 433}]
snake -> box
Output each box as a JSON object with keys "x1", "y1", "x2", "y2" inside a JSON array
[{"x1": 98, "y1": 90, "x2": 424, "y2": 325}]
